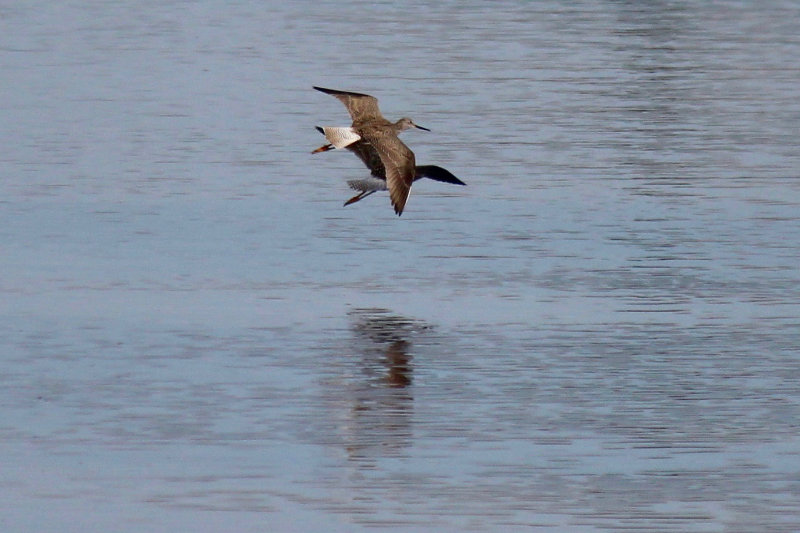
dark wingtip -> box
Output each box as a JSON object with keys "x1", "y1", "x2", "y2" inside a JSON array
[
  {"x1": 416, "y1": 165, "x2": 466, "y2": 186},
  {"x1": 313, "y1": 85, "x2": 371, "y2": 98},
  {"x1": 315, "y1": 126, "x2": 324, "y2": 134},
  {"x1": 313, "y1": 86, "x2": 339, "y2": 96}
]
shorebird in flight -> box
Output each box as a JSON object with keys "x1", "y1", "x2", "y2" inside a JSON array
[{"x1": 312, "y1": 86, "x2": 464, "y2": 215}]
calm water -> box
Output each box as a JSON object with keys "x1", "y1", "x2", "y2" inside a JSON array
[{"x1": 2, "y1": 1, "x2": 800, "y2": 531}]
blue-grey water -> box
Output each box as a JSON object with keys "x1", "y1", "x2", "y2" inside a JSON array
[{"x1": 2, "y1": 1, "x2": 799, "y2": 531}]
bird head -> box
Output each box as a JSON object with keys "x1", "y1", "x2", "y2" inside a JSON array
[{"x1": 397, "y1": 117, "x2": 430, "y2": 132}]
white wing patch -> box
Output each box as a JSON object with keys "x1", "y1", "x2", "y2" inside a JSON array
[{"x1": 321, "y1": 127, "x2": 361, "y2": 149}]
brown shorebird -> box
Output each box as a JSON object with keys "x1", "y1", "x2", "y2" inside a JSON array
[
  {"x1": 312, "y1": 86, "x2": 464, "y2": 216},
  {"x1": 314, "y1": 126, "x2": 465, "y2": 210}
]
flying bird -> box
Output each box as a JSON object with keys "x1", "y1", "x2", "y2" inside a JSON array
[
  {"x1": 314, "y1": 127, "x2": 465, "y2": 208},
  {"x1": 312, "y1": 86, "x2": 464, "y2": 215}
]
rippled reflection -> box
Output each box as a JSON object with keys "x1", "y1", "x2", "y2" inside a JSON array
[
  {"x1": 349, "y1": 307, "x2": 428, "y2": 388},
  {"x1": 322, "y1": 309, "x2": 435, "y2": 463}
]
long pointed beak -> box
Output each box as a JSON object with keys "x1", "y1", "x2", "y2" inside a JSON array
[{"x1": 415, "y1": 124, "x2": 431, "y2": 131}]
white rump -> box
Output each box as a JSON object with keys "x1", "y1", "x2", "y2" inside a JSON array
[{"x1": 320, "y1": 127, "x2": 361, "y2": 149}]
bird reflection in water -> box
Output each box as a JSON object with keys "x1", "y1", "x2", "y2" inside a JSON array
[
  {"x1": 383, "y1": 339, "x2": 411, "y2": 388},
  {"x1": 349, "y1": 308, "x2": 430, "y2": 389},
  {"x1": 337, "y1": 308, "x2": 433, "y2": 462}
]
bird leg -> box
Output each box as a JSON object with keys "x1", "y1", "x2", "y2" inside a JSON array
[
  {"x1": 344, "y1": 190, "x2": 376, "y2": 206},
  {"x1": 312, "y1": 143, "x2": 334, "y2": 154}
]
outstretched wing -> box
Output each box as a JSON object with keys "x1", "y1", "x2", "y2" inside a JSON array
[
  {"x1": 314, "y1": 86, "x2": 383, "y2": 123},
  {"x1": 364, "y1": 131, "x2": 415, "y2": 216},
  {"x1": 345, "y1": 140, "x2": 386, "y2": 178}
]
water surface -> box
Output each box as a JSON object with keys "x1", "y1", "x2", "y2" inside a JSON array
[{"x1": 2, "y1": 1, "x2": 799, "y2": 531}]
